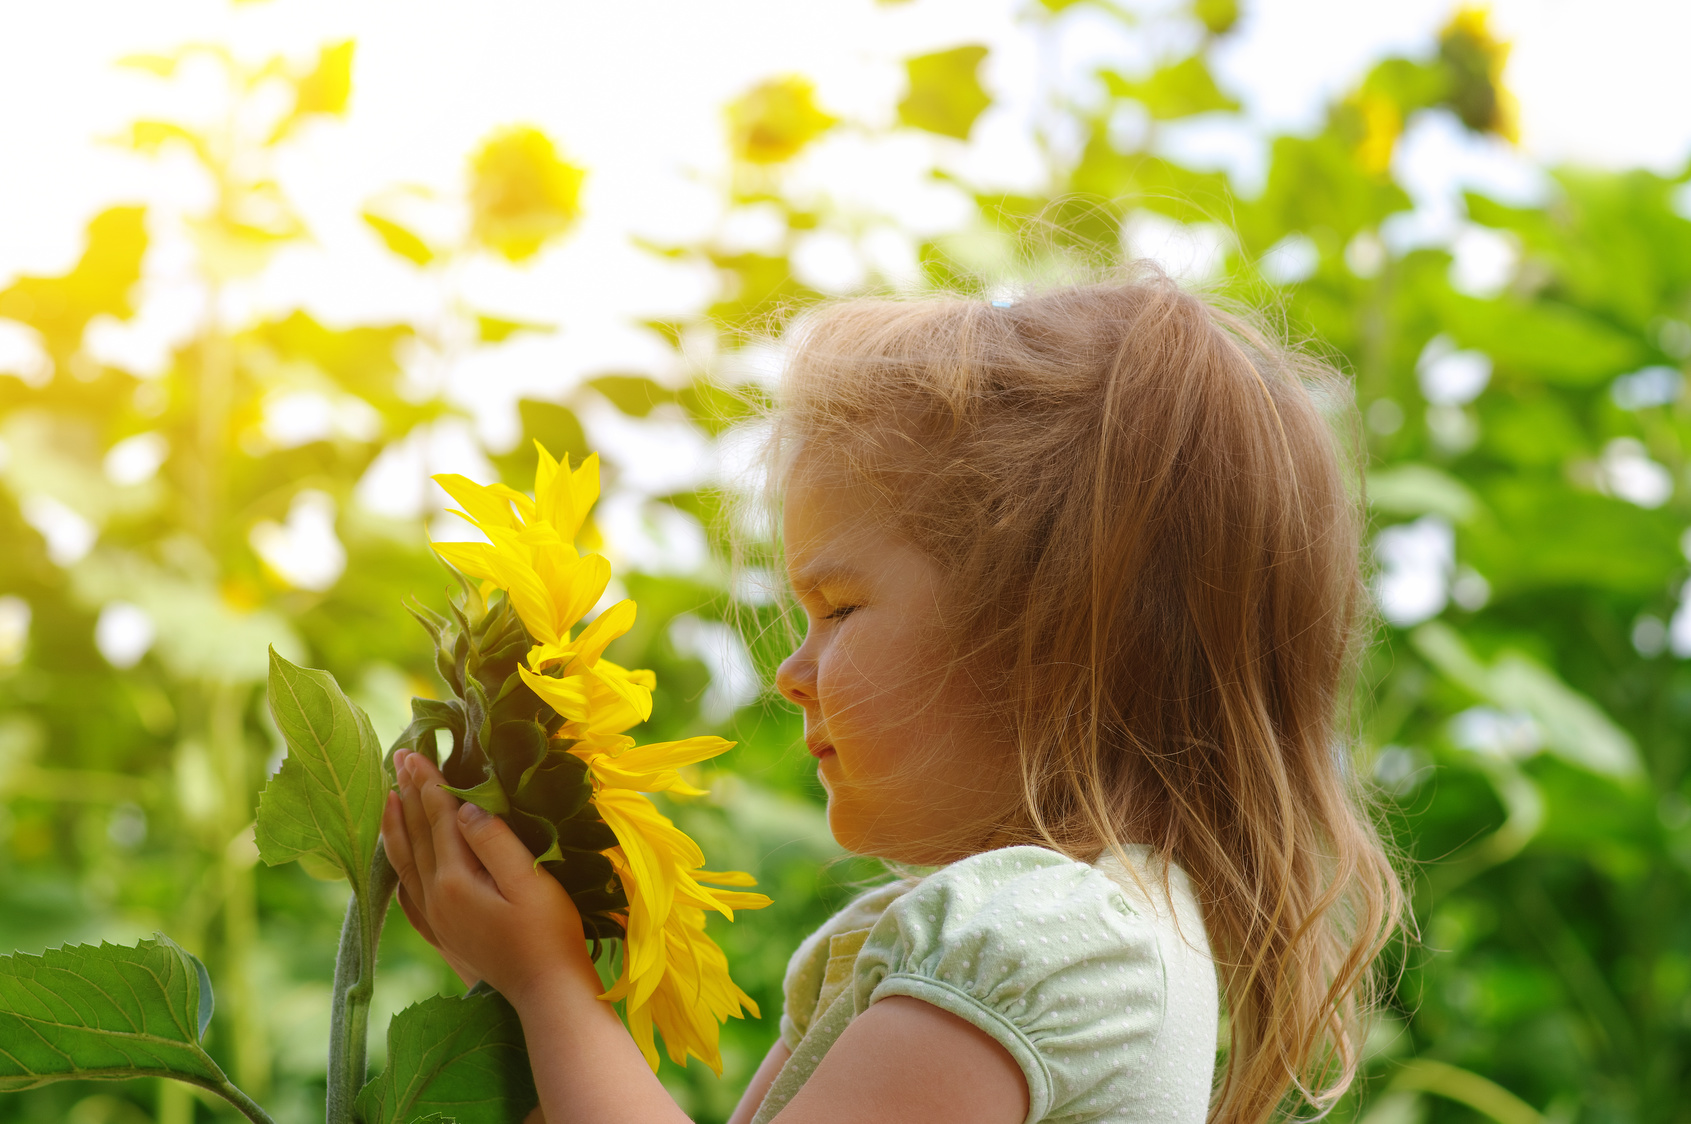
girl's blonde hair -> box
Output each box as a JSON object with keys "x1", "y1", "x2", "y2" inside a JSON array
[{"x1": 763, "y1": 268, "x2": 1402, "y2": 1124}]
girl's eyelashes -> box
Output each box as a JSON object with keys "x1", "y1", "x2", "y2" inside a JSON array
[{"x1": 823, "y1": 603, "x2": 860, "y2": 621}]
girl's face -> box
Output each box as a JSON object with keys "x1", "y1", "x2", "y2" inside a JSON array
[{"x1": 775, "y1": 455, "x2": 1018, "y2": 864}]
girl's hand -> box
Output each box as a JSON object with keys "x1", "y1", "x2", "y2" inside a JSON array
[
  {"x1": 393, "y1": 879, "x2": 480, "y2": 989},
  {"x1": 381, "y1": 748, "x2": 600, "y2": 1006}
]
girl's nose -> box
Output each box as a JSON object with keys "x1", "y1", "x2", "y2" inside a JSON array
[{"x1": 775, "y1": 646, "x2": 816, "y2": 706}]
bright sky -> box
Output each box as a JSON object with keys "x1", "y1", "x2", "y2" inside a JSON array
[{"x1": 2, "y1": 0, "x2": 1687, "y2": 468}]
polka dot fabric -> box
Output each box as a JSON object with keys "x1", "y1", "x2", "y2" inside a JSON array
[{"x1": 751, "y1": 845, "x2": 1218, "y2": 1124}]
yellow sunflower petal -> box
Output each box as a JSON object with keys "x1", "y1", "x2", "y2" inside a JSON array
[
  {"x1": 554, "y1": 661, "x2": 653, "y2": 739},
  {"x1": 595, "y1": 791, "x2": 681, "y2": 1008},
  {"x1": 611, "y1": 735, "x2": 734, "y2": 773},
  {"x1": 538, "y1": 552, "x2": 611, "y2": 636},
  {"x1": 702, "y1": 888, "x2": 774, "y2": 914},
  {"x1": 694, "y1": 869, "x2": 759, "y2": 887},
  {"x1": 432, "y1": 473, "x2": 521, "y2": 530},
  {"x1": 585, "y1": 736, "x2": 732, "y2": 792},
  {"x1": 567, "y1": 453, "x2": 601, "y2": 538},
  {"x1": 488, "y1": 481, "x2": 537, "y2": 524},
  {"x1": 428, "y1": 540, "x2": 501, "y2": 584},
  {"x1": 586, "y1": 659, "x2": 654, "y2": 724},
  {"x1": 571, "y1": 598, "x2": 636, "y2": 668},
  {"x1": 532, "y1": 441, "x2": 561, "y2": 520},
  {"x1": 474, "y1": 528, "x2": 561, "y2": 645},
  {"x1": 621, "y1": 981, "x2": 661, "y2": 1072},
  {"x1": 516, "y1": 664, "x2": 590, "y2": 720},
  {"x1": 671, "y1": 873, "x2": 736, "y2": 920}
]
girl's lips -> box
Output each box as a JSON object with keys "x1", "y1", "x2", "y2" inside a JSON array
[{"x1": 808, "y1": 743, "x2": 836, "y2": 759}]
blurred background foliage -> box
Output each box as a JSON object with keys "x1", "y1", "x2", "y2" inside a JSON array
[{"x1": 2, "y1": 1, "x2": 1689, "y2": 1122}]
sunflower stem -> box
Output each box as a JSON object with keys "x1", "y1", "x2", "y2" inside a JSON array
[{"x1": 326, "y1": 846, "x2": 398, "y2": 1124}]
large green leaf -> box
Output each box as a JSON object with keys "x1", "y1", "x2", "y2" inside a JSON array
[
  {"x1": 355, "y1": 990, "x2": 537, "y2": 1124},
  {"x1": 588, "y1": 374, "x2": 676, "y2": 418},
  {"x1": 1103, "y1": 55, "x2": 1240, "y2": 120},
  {"x1": 0, "y1": 935, "x2": 224, "y2": 1091},
  {"x1": 1411, "y1": 622, "x2": 1642, "y2": 779},
  {"x1": 898, "y1": 45, "x2": 992, "y2": 141},
  {"x1": 258, "y1": 648, "x2": 387, "y2": 886},
  {"x1": 1438, "y1": 293, "x2": 1648, "y2": 386},
  {"x1": 1368, "y1": 463, "x2": 1482, "y2": 523}
]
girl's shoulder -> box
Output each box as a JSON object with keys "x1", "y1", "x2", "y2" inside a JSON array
[
  {"x1": 775, "y1": 845, "x2": 1218, "y2": 1122},
  {"x1": 855, "y1": 844, "x2": 1215, "y2": 1009},
  {"x1": 856, "y1": 845, "x2": 1217, "y2": 1122},
  {"x1": 867, "y1": 842, "x2": 1212, "y2": 957},
  {"x1": 776, "y1": 876, "x2": 917, "y2": 1050}
]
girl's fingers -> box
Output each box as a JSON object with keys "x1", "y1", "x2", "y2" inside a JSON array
[
  {"x1": 410, "y1": 753, "x2": 484, "y2": 878},
  {"x1": 396, "y1": 883, "x2": 438, "y2": 947},
  {"x1": 381, "y1": 790, "x2": 421, "y2": 896},
  {"x1": 456, "y1": 803, "x2": 542, "y2": 903},
  {"x1": 396, "y1": 753, "x2": 440, "y2": 882}
]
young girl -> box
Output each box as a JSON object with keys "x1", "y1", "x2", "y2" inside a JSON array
[{"x1": 382, "y1": 272, "x2": 1402, "y2": 1124}]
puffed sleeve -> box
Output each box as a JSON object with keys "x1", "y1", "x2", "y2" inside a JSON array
[
  {"x1": 851, "y1": 846, "x2": 1167, "y2": 1123},
  {"x1": 778, "y1": 879, "x2": 914, "y2": 1052}
]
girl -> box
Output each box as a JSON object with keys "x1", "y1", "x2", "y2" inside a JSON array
[{"x1": 382, "y1": 272, "x2": 1403, "y2": 1124}]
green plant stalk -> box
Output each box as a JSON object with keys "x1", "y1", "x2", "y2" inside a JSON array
[
  {"x1": 70, "y1": 1072, "x2": 279, "y2": 1124},
  {"x1": 326, "y1": 844, "x2": 399, "y2": 1124},
  {"x1": 208, "y1": 1076, "x2": 281, "y2": 1124}
]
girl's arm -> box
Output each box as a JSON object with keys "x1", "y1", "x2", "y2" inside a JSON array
[
  {"x1": 726, "y1": 1041, "x2": 790, "y2": 1124},
  {"x1": 383, "y1": 750, "x2": 1026, "y2": 1124}
]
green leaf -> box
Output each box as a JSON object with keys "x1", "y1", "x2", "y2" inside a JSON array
[
  {"x1": 0, "y1": 934, "x2": 227, "y2": 1091},
  {"x1": 490, "y1": 400, "x2": 589, "y2": 492},
  {"x1": 258, "y1": 648, "x2": 387, "y2": 887},
  {"x1": 1194, "y1": 0, "x2": 1240, "y2": 35},
  {"x1": 0, "y1": 206, "x2": 150, "y2": 359},
  {"x1": 1368, "y1": 463, "x2": 1482, "y2": 523},
  {"x1": 441, "y1": 774, "x2": 511, "y2": 816},
  {"x1": 511, "y1": 753, "x2": 591, "y2": 822},
  {"x1": 505, "y1": 807, "x2": 565, "y2": 864},
  {"x1": 355, "y1": 991, "x2": 537, "y2": 1124},
  {"x1": 1437, "y1": 294, "x2": 1648, "y2": 387},
  {"x1": 1103, "y1": 55, "x2": 1240, "y2": 119},
  {"x1": 362, "y1": 212, "x2": 437, "y2": 267},
  {"x1": 587, "y1": 374, "x2": 675, "y2": 418},
  {"x1": 476, "y1": 315, "x2": 553, "y2": 343},
  {"x1": 639, "y1": 318, "x2": 686, "y2": 349},
  {"x1": 553, "y1": 813, "x2": 618, "y2": 853},
  {"x1": 899, "y1": 45, "x2": 992, "y2": 141},
  {"x1": 1411, "y1": 622, "x2": 1642, "y2": 779},
  {"x1": 393, "y1": 697, "x2": 467, "y2": 763},
  {"x1": 489, "y1": 720, "x2": 550, "y2": 794}
]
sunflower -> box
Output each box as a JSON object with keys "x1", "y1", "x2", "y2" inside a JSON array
[{"x1": 418, "y1": 442, "x2": 770, "y2": 1073}]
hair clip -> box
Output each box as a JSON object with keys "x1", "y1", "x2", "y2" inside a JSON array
[{"x1": 990, "y1": 298, "x2": 1014, "y2": 308}]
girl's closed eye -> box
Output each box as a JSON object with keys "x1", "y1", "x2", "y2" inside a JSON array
[{"x1": 824, "y1": 603, "x2": 860, "y2": 621}]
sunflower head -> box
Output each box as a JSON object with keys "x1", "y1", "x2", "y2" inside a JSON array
[
  {"x1": 394, "y1": 563, "x2": 629, "y2": 941},
  {"x1": 402, "y1": 445, "x2": 773, "y2": 1071}
]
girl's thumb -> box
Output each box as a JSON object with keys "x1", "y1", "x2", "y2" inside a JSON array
[{"x1": 457, "y1": 803, "x2": 536, "y2": 893}]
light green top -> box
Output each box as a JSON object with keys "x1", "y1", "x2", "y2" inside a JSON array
[{"x1": 750, "y1": 845, "x2": 1218, "y2": 1124}]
